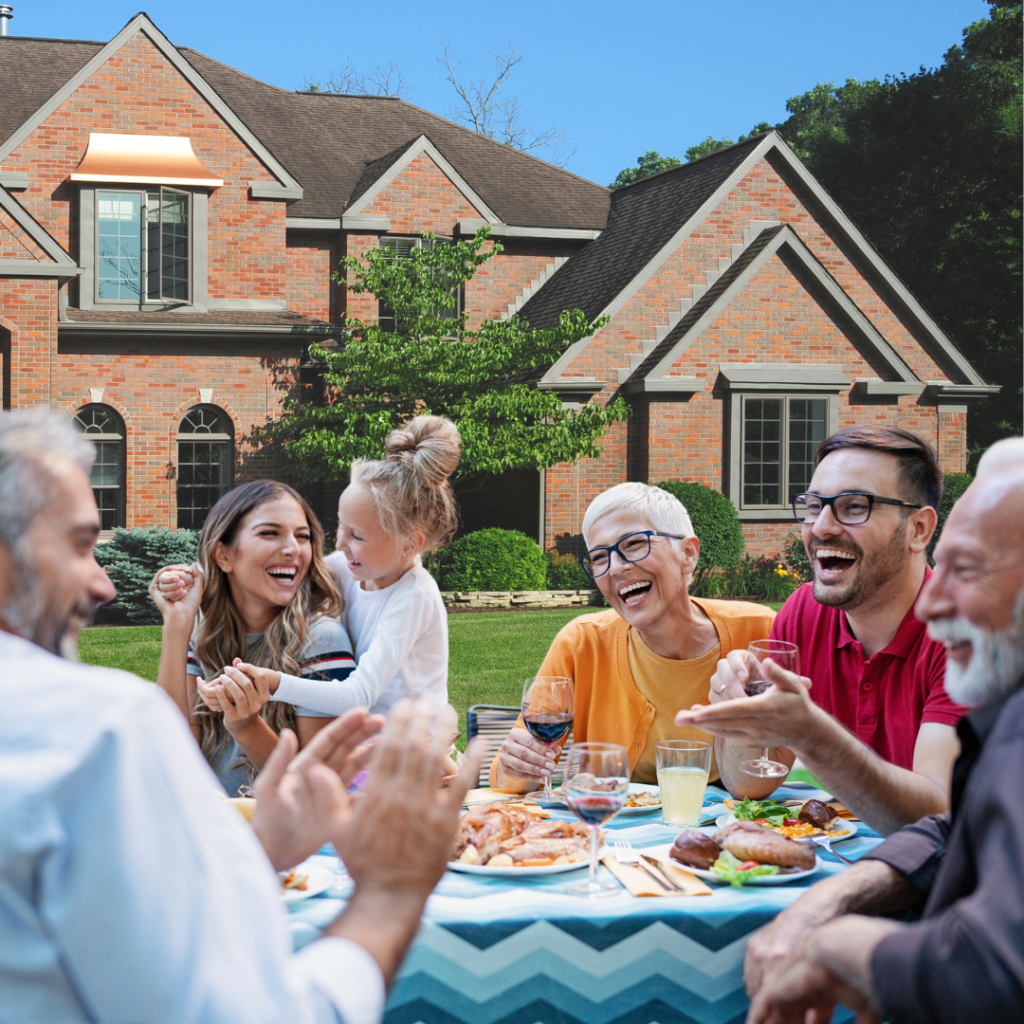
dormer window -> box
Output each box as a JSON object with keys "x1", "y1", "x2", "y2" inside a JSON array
[
  {"x1": 97, "y1": 188, "x2": 190, "y2": 302},
  {"x1": 73, "y1": 134, "x2": 220, "y2": 311}
]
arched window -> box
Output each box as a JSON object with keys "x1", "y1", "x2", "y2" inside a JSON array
[
  {"x1": 177, "y1": 405, "x2": 233, "y2": 530},
  {"x1": 74, "y1": 405, "x2": 126, "y2": 531}
]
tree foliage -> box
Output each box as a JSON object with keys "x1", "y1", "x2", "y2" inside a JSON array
[
  {"x1": 609, "y1": 150, "x2": 682, "y2": 189},
  {"x1": 266, "y1": 229, "x2": 629, "y2": 480}
]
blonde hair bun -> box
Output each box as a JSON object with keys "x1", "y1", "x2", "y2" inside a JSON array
[{"x1": 384, "y1": 415, "x2": 462, "y2": 489}]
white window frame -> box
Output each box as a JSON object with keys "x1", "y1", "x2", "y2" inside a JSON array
[{"x1": 376, "y1": 235, "x2": 462, "y2": 332}]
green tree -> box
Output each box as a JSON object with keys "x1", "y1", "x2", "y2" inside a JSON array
[
  {"x1": 265, "y1": 228, "x2": 629, "y2": 480},
  {"x1": 609, "y1": 150, "x2": 682, "y2": 189},
  {"x1": 684, "y1": 135, "x2": 735, "y2": 161}
]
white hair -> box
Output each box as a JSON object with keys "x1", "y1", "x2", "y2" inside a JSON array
[
  {"x1": 582, "y1": 482, "x2": 694, "y2": 548},
  {"x1": 977, "y1": 437, "x2": 1024, "y2": 477},
  {"x1": 0, "y1": 408, "x2": 95, "y2": 552}
]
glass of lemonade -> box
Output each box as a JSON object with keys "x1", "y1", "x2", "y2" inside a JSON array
[{"x1": 656, "y1": 740, "x2": 712, "y2": 826}]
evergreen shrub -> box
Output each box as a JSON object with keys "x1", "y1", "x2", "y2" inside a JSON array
[
  {"x1": 93, "y1": 527, "x2": 200, "y2": 625},
  {"x1": 929, "y1": 472, "x2": 973, "y2": 562},
  {"x1": 439, "y1": 529, "x2": 548, "y2": 592},
  {"x1": 546, "y1": 549, "x2": 593, "y2": 591},
  {"x1": 653, "y1": 480, "x2": 745, "y2": 588}
]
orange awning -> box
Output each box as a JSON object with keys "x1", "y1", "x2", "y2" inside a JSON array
[{"x1": 70, "y1": 133, "x2": 223, "y2": 187}]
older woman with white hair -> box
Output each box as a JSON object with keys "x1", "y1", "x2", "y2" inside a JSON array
[{"x1": 492, "y1": 482, "x2": 776, "y2": 790}]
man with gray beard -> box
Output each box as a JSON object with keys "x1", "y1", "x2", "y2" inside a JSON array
[{"x1": 741, "y1": 467, "x2": 1024, "y2": 1024}]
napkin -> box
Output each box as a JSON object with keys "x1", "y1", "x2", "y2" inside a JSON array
[
  {"x1": 826, "y1": 802, "x2": 860, "y2": 821},
  {"x1": 602, "y1": 854, "x2": 712, "y2": 897},
  {"x1": 462, "y1": 788, "x2": 520, "y2": 805}
]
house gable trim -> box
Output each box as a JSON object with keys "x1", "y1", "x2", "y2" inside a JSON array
[
  {"x1": 636, "y1": 224, "x2": 917, "y2": 387},
  {"x1": 0, "y1": 185, "x2": 79, "y2": 273},
  {"x1": 0, "y1": 14, "x2": 303, "y2": 197},
  {"x1": 456, "y1": 219, "x2": 602, "y2": 241},
  {"x1": 343, "y1": 135, "x2": 500, "y2": 224}
]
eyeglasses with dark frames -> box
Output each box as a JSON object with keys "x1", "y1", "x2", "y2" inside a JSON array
[
  {"x1": 578, "y1": 530, "x2": 686, "y2": 579},
  {"x1": 792, "y1": 492, "x2": 923, "y2": 526}
]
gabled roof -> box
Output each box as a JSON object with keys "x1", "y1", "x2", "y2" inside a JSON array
[
  {"x1": 0, "y1": 14, "x2": 302, "y2": 196},
  {"x1": 178, "y1": 50, "x2": 610, "y2": 226},
  {"x1": 528, "y1": 131, "x2": 988, "y2": 389},
  {"x1": 344, "y1": 134, "x2": 500, "y2": 224},
  {"x1": 623, "y1": 224, "x2": 918, "y2": 392},
  {"x1": 0, "y1": 185, "x2": 78, "y2": 277}
]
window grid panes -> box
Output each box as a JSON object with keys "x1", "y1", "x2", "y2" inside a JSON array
[
  {"x1": 177, "y1": 406, "x2": 232, "y2": 530},
  {"x1": 741, "y1": 396, "x2": 828, "y2": 508},
  {"x1": 98, "y1": 192, "x2": 143, "y2": 300},
  {"x1": 377, "y1": 236, "x2": 461, "y2": 332},
  {"x1": 99, "y1": 188, "x2": 190, "y2": 304},
  {"x1": 74, "y1": 405, "x2": 125, "y2": 530}
]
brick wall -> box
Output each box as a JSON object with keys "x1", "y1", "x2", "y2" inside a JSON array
[
  {"x1": 541, "y1": 155, "x2": 966, "y2": 556},
  {"x1": 4, "y1": 30, "x2": 288, "y2": 301},
  {"x1": 0, "y1": 277, "x2": 57, "y2": 409},
  {"x1": 287, "y1": 231, "x2": 340, "y2": 322}
]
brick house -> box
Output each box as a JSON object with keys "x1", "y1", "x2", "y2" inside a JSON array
[{"x1": 0, "y1": 13, "x2": 995, "y2": 555}]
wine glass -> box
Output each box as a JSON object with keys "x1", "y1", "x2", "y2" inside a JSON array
[
  {"x1": 520, "y1": 675, "x2": 574, "y2": 805},
  {"x1": 740, "y1": 640, "x2": 799, "y2": 779},
  {"x1": 562, "y1": 742, "x2": 629, "y2": 897}
]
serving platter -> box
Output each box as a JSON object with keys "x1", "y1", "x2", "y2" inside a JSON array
[{"x1": 447, "y1": 849, "x2": 606, "y2": 877}]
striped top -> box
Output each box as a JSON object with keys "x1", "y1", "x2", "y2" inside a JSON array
[{"x1": 186, "y1": 616, "x2": 356, "y2": 795}]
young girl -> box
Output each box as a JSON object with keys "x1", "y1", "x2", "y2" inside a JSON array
[
  {"x1": 152, "y1": 480, "x2": 356, "y2": 795},
  {"x1": 268, "y1": 415, "x2": 460, "y2": 721}
]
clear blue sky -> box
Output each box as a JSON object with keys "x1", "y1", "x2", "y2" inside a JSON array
[{"x1": 10, "y1": 1, "x2": 993, "y2": 186}]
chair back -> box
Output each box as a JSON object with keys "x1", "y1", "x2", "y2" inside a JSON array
[{"x1": 466, "y1": 704, "x2": 574, "y2": 788}]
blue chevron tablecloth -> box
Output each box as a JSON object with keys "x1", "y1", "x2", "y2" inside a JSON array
[{"x1": 288, "y1": 787, "x2": 882, "y2": 1024}]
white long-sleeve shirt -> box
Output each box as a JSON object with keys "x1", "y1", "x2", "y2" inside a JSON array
[
  {"x1": 272, "y1": 554, "x2": 448, "y2": 718},
  {"x1": 0, "y1": 631, "x2": 384, "y2": 1024}
]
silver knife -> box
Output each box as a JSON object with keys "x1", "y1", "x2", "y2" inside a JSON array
[
  {"x1": 636, "y1": 859, "x2": 672, "y2": 891},
  {"x1": 641, "y1": 854, "x2": 682, "y2": 891}
]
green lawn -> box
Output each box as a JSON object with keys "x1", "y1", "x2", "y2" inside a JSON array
[{"x1": 80, "y1": 603, "x2": 786, "y2": 749}]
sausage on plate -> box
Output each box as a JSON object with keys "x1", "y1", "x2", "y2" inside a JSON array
[{"x1": 669, "y1": 830, "x2": 721, "y2": 870}]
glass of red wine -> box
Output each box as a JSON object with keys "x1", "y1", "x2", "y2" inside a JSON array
[
  {"x1": 563, "y1": 742, "x2": 629, "y2": 897},
  {"x1": 740, "y1": 640, "x2": 800, "y2": 779},
  {"x1": 521, "y1": 675, "x2": 575, "y2": 805}
]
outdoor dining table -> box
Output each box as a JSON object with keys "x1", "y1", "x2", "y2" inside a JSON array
[{"x1": 287, "y1": 784, "x2": 883, "y2": 1024}]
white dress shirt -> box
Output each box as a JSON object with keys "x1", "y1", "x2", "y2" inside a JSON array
[
  {"x1": 272, "y1": 554, "x2": 448, "y2": 718},
  {"x1": 0, "y1": 631, "x2": 384, "y2": 1024}
]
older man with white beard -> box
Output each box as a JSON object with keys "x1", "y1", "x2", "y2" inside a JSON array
[{"x1": 739, "y1": 466, "x2": 1024, "y2": 1024}]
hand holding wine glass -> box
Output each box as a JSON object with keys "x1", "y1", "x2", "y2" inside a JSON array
[
  {"x1": 740, "y1": 640, "x2": 800, "y2": 779},
  {"x1": 563, "y1": 742, "x2": 629, "y2": 897},
  {"x1": 521, "y1": 675, "x2": 574, "y2": 805}
]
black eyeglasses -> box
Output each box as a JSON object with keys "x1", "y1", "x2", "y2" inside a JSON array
[
  {"x1": 792, "y1": 492, "x2": 923, "y2": 526},
  {"x1": 579, "y1": 530, "x2": 686, "y2": 579}
]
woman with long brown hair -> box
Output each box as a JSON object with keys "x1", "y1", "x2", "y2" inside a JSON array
[{"x1": 151, "y1": 480, "x2": 356, "y2": 795}]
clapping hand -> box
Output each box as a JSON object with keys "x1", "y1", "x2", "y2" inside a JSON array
[{"x1": 251, "y1": 707, "x2": 385, "y2": 871}]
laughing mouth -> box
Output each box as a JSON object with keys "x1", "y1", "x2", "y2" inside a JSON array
[
  {"x1": 813, "y1": 548, "x2": 857, "y2": 576},
  {"x1": 267, "y1": 566, "x2": 298, "y2": 581},
  {"x1": 618, "y1": 580, "x2": 652, "y2": 605}
]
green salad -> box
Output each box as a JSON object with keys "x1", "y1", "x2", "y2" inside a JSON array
[
  {"x1": 731, "y1": 797, "x2": 793, "y2": 829},
  {"x1": 710, "y1": 850, "x2": 781, "y2": 887}
]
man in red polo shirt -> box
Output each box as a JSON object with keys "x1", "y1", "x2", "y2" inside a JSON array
[{"x1": 676, "y1": 426, "x2": 965, "y2": 835}]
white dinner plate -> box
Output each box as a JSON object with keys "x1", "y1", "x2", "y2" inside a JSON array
[
  {"x1": 448, "y1": 846, "x2": 607, "y2": 877},
  {"x1": 617, "y1": 783, "x2": 663, "y2": 816},
  {"x1": 280, "y1": 863, "x2": 336, "y2": 903},
  {"x1": 685, "y1": 857, "x2": 821, "y2": 886},
  {"x1": 714, "y1": 814, "x2": 858, "y2": 843}
]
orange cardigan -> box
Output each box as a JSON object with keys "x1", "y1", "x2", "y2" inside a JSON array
[{"x1": 488, "y1": 598, "x2": 776, "y2": 786}]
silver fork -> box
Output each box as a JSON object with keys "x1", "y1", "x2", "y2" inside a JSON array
[
  {"x1": 612, "y1": 839, "x2": 671, "y2": 890},
  {"x1": 809, "y1": 834, "x2": 855, "y2": 865}
]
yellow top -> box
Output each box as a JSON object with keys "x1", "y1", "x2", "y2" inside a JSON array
[
  {"x1": 489, "y1": 598, "x2": 776, "y2": 787},
  {"x1": 627, "y1": 627, "x2": 721, "y2": 784}
]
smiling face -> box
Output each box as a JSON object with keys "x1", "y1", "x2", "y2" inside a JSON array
[
  {"x1": 212, "y1": 495, "x2": 313, "y2": 629},
  {"x1": 336, "y1": 482, "x2": 413, "y2": 591},
  {"x1": 802, "y1": 449, "x2": 921, "y2": 612},
  {"x1": 918, "y1": 474, "x2": 1024, "y2": 705},
  {"x1": 588, "y1": 509, "x2": 698, "y2": 629},
  {"x1": 0, "y1": 458, "x2": 116, "y2": 658}
]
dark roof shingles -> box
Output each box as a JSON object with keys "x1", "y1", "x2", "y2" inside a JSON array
[{"x1": 519, "y1": 138, "x2": 763, "y2": 328}]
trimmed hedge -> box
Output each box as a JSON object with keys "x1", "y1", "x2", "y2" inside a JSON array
[
  {"x1": 439, "y1": 528, "x2": 548, "y2": 592},
  {"x1": 93, "y1": 527, "x2": 199, "y2": 625},
  {"x1": 929, "y1": 471, "x2": 973, "y2": 563},
  {"x1": 546, "y1": 549, "x2": 593, "y2": 591},
  {"x1": 654, "y1": 480, "x2": 745, "y2": 588}
]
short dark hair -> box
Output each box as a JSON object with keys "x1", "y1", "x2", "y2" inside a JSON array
[{"x1": 816, "y1": 426, "x2": 943, "y2": 510}]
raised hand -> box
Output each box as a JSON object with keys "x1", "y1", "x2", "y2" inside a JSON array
[
  {"x1": 250, "y1": 708, "x2": 385, "y2": 871},
  {"x1": 149, "y1": 562, "x2": 204, "y2": 621}
]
